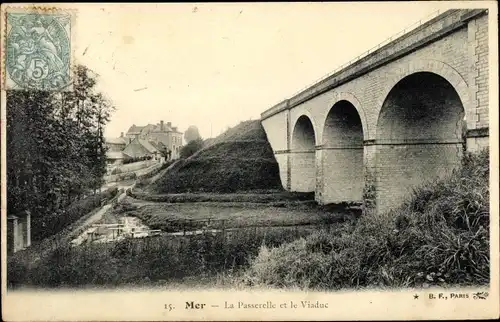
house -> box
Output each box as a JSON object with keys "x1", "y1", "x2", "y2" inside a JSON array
[
  {"x1": 125, "y1": 120, "x2": 183, "y2": 159},
  {"x1": 105, "y1": 151, "x2": 125, "y2": 166},
  {"x1": 104, "y1": 133, "x2": 128, "y2": 167},
  {"x1": 122, "y1": 137, "x2": 164, "y2": 161},
  {"x1": 105, "y1": 133, "x2": 128, "y2": 151},
  {"x1": 7, "y1": 211, "x2": 31, "y2": 254}
]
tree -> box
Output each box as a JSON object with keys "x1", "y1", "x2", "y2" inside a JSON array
[
  {"x1": 180, "y1": 138, "x2": 204, "y2": 159},
  {"x1": 184, "y1": 125, "x2": 201, "y2": 143},
  {"x1": 6, "y1": 64, "x2": 115, "y2": 240}
]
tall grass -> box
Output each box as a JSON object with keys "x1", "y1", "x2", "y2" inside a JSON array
[
  {"x1": 242, "y1": 149, "x2": 490, "y2": 290},
  {"x1": 7, "y1": 225, "x2": 317, "y2": 288}
]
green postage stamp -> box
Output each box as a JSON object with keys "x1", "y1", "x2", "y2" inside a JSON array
[{"x1": 3, "y1": 7, "x2": 74, "y2": 91}]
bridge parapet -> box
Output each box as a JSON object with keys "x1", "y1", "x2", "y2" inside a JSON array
[{"x1": 261, "y1": 9, "x2": 488, "y2": 121}]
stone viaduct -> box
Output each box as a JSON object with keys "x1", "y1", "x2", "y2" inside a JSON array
[{"x1": 260, "y1": 9, "x2": 490, "y2": 213}]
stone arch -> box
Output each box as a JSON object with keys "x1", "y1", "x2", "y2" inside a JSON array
[
  {"x1": 375, "y1": 66, "x2": 467, "y2": 213},
  {"x1": 290, "y1": 110, "x2": 319, "y2": 147},
  {"x1": 290, "y1": 114, "x2": 316, "y2": 192},
  {"x1": 319, "y1": 97, "x2": 365, "y2": 203},
  {"x1": 375, "y1": 59, "x2": 471, "y2": 137},
  {"x1": 321, "y1": 92, "x2": 369, "y2": 143}
]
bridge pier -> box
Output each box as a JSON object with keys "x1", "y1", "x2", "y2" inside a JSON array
[
  {"x1": 362, "y1": 142, "x2": 378, "y2": 211},
  {"x1": 290, "y1": 150, "x2": 316, "y2": 192}
]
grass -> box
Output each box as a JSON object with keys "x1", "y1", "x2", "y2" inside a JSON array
[
  {"x1": 204, "y1": 120, "x2": 269, "y2": 147},
  {"x1": 129, "y1": 190, "x2": 315, "y2": 203},
  {"x1": 134, "y1": 160, "x2": 176, "y2": 188},
  {"x1": 150, "y1": 120, "x2": 283, "y2": 193},
  {"x1": 7, "y1": 225, "x2": 325, "y2": 288},
  {"x1": 111, "y1": 197, "x2": 359, "y2": 233},
  {"x1": 240, "y1": 149, "x2": 490, "y2": 290}
]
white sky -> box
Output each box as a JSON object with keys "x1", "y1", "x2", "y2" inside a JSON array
[{"x1": 73, "y1": 2, "x2": 450, "y2": 139}]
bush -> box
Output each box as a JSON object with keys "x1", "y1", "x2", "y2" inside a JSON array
[
  {"x1": 10, "y1": 226, "x2": 310, "y2": 288},
  {"x1": 180, "y1": 138, "x2": 203, "y2": 159},
  {"x1": 242, "y1": 149, "x2": 490, "y2": 290},
  {"x1": 123, "y1": 155, "x2": 153, "y2": 165},
  {"x1": 31, "y1": 187, "x2": 119, "y2": 241}
]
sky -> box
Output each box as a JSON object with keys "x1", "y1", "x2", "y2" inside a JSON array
[{"x1": 72, "y1": 2, "x2": 450, "y2": 140}]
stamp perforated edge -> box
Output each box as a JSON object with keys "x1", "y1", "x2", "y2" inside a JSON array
[{"x1": 1, "y1": 4, "x2": 78, "y2": 92}]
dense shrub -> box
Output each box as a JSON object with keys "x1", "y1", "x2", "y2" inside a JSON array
[
  {"x1": 242, "y1": 149, "x2": 490, "y2": 289},
  {"x1": 9, "y1": 226, "x2": 312, "y2": 288},
  {"x1": 180, "y1": 138, "x2": 204, "y2": 159},
  {"x1": 31, "y1": 187, "x2": 119, "y2": 241},
  {"x1": 123, "y1": 155, "x2": 153, "y2": 165}
]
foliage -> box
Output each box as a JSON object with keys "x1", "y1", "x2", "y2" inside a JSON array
[
  {"x1": 134, "y1": 160, "x2": 177, "y2": 188},
  {"x1": 242, "y1": 150, "x2": 490, "y2": 289},
  {"x1": 180, "y1": 137, "x2": 204, "y2": 159},
  {"x1": 184, "y1": 125, "x2": 201, "y2": 143},
  {"x1": 32, "y1": 187, "x2": 119, "y2": 241},
  {"x1": 8, "y1": 226, "x2": 311, "y2": 288},
  {"x1": 6, "y1": 65, "x2": 114, "y2": 240},
  {"x1": 122, "y1": 155, "x2": 153, "y2": 165}
]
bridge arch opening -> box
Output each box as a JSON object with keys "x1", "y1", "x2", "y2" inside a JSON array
[
  {"x1": 376, "y1": 71, "x2": 465, "y2": 213},
  {"x1": 321, "y1": 100, "x2": 364, "y2": 203},
  {"x1": 291, "y1": 115, "x2": 316, "y2": 192}
]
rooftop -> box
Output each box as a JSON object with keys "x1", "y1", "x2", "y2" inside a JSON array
[{"x1": 105, "y1": 137, "x2": 127, "y2": 145}]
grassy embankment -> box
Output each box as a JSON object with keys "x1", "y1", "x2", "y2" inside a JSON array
[
  {"x1": 241, "y1": 149, "x2": 490, "y2": 290},
  {"x1": 141, "y1": 120, "x2": 284, "y2": 195},
  {"x1": 111, "y1": 197, "x2": 357, "y2": 233}
]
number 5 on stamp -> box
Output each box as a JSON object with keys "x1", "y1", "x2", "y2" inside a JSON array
[{"x1": 3, "y1": 7, "x2": 75, "y2": 91}]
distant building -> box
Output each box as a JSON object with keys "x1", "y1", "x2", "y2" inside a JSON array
[
  {"x1": 105, "y1": 151, "x2": 125, "y2": 166},
  {"x1": 122, "y1": 137, "x2": 165, "y2": 161},
  {"x1": 125, "y1": 120, "x2": 183, "y2": 159},
  {"x1": 104, "y1": 120, "x2": 182, "y2": 166},
  {"x1": 104, "y1": 133, "x2": 128, "y2": 166},
  {"x1": 105, "y1": 133, "x2": 127, "y2": 151}
]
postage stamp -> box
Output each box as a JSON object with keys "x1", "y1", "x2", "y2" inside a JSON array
[{"x1": 3, "y1": 7, "x2": 74, "y2": 91}]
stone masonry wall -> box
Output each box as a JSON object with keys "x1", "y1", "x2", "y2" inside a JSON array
[{"x1": 260, "y1": 11, "x2": 489, "y2": 213}]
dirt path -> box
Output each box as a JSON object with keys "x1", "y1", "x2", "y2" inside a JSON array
[{"x1": 10, "y1": 190, "x2": 130, "y2": 268}]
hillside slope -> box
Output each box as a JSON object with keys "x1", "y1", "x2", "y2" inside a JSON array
[{"x1": 150, "y1": 120, "x2": 283, "y2": 193}]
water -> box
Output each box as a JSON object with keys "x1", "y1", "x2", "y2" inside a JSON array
[{"x1": 71, "y1": 216, "x2": 154, "y2": 246}]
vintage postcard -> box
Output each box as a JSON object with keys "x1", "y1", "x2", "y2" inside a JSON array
[{"x1": 1, "y1": 2, "x2": 498, "y2": 321}]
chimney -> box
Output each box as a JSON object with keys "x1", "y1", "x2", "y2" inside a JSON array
[
  {"x1": 120, "y1": 132, "x2": 124, "y2": 137},
  {"x1": 160, "y1": 120, "x2": 164, "y2": 132},
  {"x1": 167, "y1": 122, "x2": 172, "y2": 128}
]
